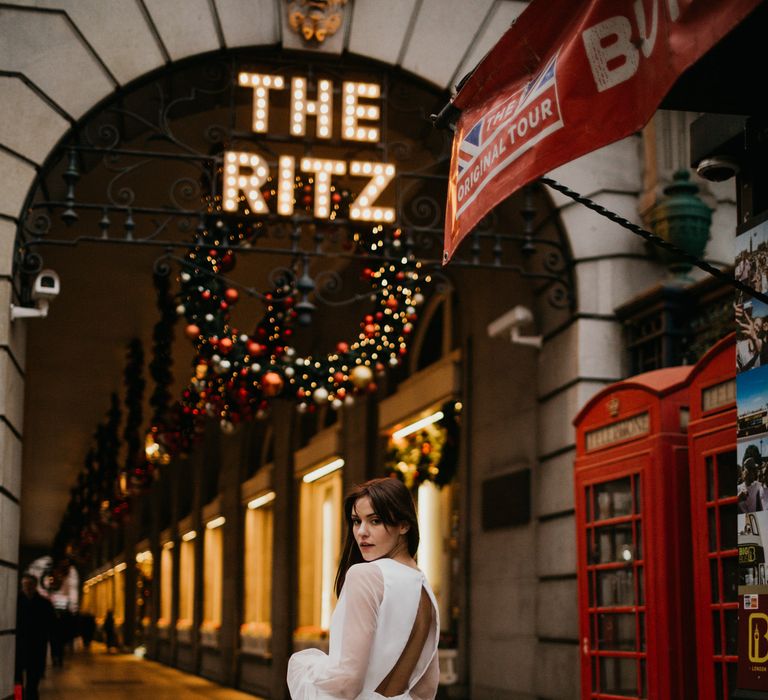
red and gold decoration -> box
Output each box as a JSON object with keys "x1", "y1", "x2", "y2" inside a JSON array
[
  {"x1": 174, "y1": 186, "x2": 424, "y2": 428},
  {"x1": 384, "y1": 400, "x2": 462, "y2": 489}
]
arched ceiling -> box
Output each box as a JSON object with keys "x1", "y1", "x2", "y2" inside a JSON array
[{"x1": 1, "y1": 1, "x2": 561, "y2": 550}]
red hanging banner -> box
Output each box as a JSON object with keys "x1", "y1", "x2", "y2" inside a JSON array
[{"x1": 443, "y1": 0, "x2": 762, "y2": 263}]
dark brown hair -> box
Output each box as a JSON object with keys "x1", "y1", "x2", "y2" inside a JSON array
[{"x1": 334, "y1": 477, "x2": 419, "y2": 596}]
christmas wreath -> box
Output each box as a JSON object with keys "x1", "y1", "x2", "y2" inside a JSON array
[{"x1": 174, "y1": 173, "x2": 425, "y2": 431}]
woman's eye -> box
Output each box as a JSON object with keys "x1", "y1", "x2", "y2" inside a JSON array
[{"x1": 371, "y1": 518, "x2": 381, "y2": 525}]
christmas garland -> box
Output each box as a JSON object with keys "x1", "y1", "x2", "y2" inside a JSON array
[
  {"x1": 175, "y1": 175, "x2": 424, "y2": 429},
  {"x1": 384, "y1": 400, "x2": 462, "y2": 489}
]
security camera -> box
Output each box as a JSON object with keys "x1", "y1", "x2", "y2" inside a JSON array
[
  {"x1": 696, "y1": 156, "x2": 740, "y2": 182},
  {"x1": 32, "y1": 270, "x2": 61, "y2": 300},
  {"x1": 487, "y1": 305, "x2": 542, "y2": 348},
  {"x1": 10, "y1": 269, "x2": 61, "y2": 321}
]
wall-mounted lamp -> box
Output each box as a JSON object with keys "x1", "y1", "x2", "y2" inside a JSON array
[
  {"x1": 303, "y1": 458, "x2": 344, "y2": 483},
  {"x1": 181, "y1": 530, "x2": 197, "y2": 542},
  {"x1": 206, "y1": 516, "x2": 226, "y2": 530},
  {"x1": 487, "y1": 305, "x2": 542, "y2": 349},
  {"x1": 247, "y1": 491, "x2": 276, "y2": 510},
  {"x1": 392, "y1": 411, "x2": 444, "y2": 440}
]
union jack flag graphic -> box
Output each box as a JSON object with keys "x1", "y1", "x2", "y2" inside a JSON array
[
  {"x1": 456, "y1": 52, "x2": 559, "y2": 176},
  {"x1": 457, "y1": 120, "x2": 483, "y2": 174}
]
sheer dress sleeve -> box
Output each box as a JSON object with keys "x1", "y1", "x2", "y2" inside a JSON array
[
  {"x1": 410, "y1": 652, "x2": 439, "y2": 700},
  {"x1": 287, "y1": 563, "x2": 384, "y2": 700}
]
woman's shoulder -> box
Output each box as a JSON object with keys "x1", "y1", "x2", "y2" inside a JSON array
[{"x1": 345, "y1": 561, "x2": 385, "y2": 587}]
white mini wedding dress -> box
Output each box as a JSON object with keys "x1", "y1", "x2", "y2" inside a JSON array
[{"x1": 287, "y1": 558, "x2": 440, "y2": 700}]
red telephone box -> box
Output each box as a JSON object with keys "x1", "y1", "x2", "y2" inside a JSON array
[
  {"x1": 574, "y1": 366, "x2": 695, "y2": 699},
  {"x1": 687, "y1": 334, "x2": 738, "y2": 699}
]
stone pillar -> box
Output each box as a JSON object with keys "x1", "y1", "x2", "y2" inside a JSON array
[
  {"x1": 1, "y1": 221, "x2": 25, "y2": 699},
  {"x1": 219, "y1": 431, "x2": 244, "y2": 686},
  {"x1": 270, "y1": 400, "x2": 298, "y2": 700},
  {"x1": 341, "y1": 395, "x2": 377, "y2": 494}
]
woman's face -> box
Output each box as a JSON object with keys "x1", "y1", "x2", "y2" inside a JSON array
[{"x1": 351, "y1": 495, "x2": 406, "y2": 561}]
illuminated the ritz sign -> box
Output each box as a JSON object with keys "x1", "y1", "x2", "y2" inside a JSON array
[{"x1": 224, "y1": 72, "x2": 395, "y2": 224}]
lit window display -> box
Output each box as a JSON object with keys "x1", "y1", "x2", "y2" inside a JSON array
[
  {"x1": 384, "y1": 402, "x2": 461, "y2": 636},
  {"x1": 158, "y1": 541, "x2": 173, "y2": 634},
  {"x1": 201, "y1": 517, "x2": 225, "y2": 647},
  {"x1": 296, "y1": 459, "x2": 343, "y2": 650},
  {"x1": 242, "y1": 491, "x2": 275, "y2": 656},
  {"x1": 135, "y1": 550, "x2": 153, "y2": 644},
  {"x1": 114, "y1": 563, "x2": 126, "y2": 626}
]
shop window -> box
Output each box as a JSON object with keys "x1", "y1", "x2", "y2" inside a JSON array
[
  {"x1": 296, "y1": 460, "x2": 343, "y2": 650},
  {"x1": 135, "y1": 550, "x2": 153, "y2": 643},
  {"x1": 242, "y1": 492, "x2": 275, "y2": 656},
  {"x1": 201, "y1": 517, "x2": 225, "y2": 647},
  {"x1": 383, "y1": 404, "x2": 461, "y2": 638},
  {"x1": 416, "y1": 481, "x2": 454, "y2": 632},
  {"x1": 178, "y1": 532, "x2": 196, "y2": 640},
  {"x1": 158, "y1": 542, "x2": 173, "y2": 635},
  {"x1": 114, "y1": 563, "x2": 126, "y2": 626}
]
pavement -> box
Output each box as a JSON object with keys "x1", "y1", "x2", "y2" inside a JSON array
[{"x1": 36, "y1": 644, "x2": 264, "y2": 699}]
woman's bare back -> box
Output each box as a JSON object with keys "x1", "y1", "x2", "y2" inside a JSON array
[{"x1": 375, "y1": 587, "x2": 434, "y2": 697}]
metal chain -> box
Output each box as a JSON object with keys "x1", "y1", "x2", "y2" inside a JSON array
[{"x1": 539, "y1": 176, "x2": 767, "y2": 305}]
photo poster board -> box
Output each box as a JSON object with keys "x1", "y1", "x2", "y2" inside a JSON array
[{"x1": 736, "y1": 218, "x2": 768, "y2": 691}]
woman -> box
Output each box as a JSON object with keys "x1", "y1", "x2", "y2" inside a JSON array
[{"x1": 287, "y1": 477, "x2": 439, "y2": 700}]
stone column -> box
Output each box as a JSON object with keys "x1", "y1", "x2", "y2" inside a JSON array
[
  {"x1": 270, "y1": 400, "x2": 298, "y2": 700},
  {"x1": 341, "y1": 396, "x2": 377, "y2": 494},
  {"x1": 219, "y1": 431, "x2": 244, "y2": 685},
  {"x1": 0, "y1": 222, "x2": 25, "y2": 699}
]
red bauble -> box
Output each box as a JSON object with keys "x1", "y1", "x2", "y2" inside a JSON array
[
  {"x1": 247, "y1": 341, "x2": 264, "y2": 356},
  {"x1": 220, "y1": 301, "x2": 228, "y2": 310},
  {"x1": 375, "y1": 311, "x2": 384, "y2": 320},
  {"x1": 219, "y1": 337, "x2": 233, "y2": 353},
  {"x1": 332, "y1": 192, "x2": 342, "y2": 203},
  {"x1": 220, "y1": 253, "x2": 235, "y2": 271},
  {"x1": 208, "y1": 249, "x2": 218, "y2": 257},
  {"x1": 386, "y1": 297, "x2": 399, "y2": 310},
  {"x1": 336, "y1": 341, "x2": 349, "y2": 354},
  {"x1": 224, "y1": 288, "x2": 239, "y2": 303},
  {"x1": 261, "y1": 371, "x2": 284, "y2": 397},
  {"x1": 367, "y1": 382, "x2": 378, "y2": 394},
  {"x1": 201, "y1": 289, "x2": 212, "y2": 300},
  {"x1": 364, "y1": 323, "x2": 376, "y2": 336},
  {"x1": 333, "y1": 371, "x2": 346, "y2": 384},
  {"x1": 185, "y1": 324, "x2": 201, "y2": 339},
  {"x1": 362, "y1": 268, "x2": 373, "y2": 279}
]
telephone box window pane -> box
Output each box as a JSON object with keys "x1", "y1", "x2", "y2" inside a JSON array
[
  {"x1": 637, "y1": 566, "x2": 644, "y2": 605},
  {"x1": 639, "y1": 659, "x2": 647, "y2": 698},
  {"x1": 707, "y1": 456, "x2": 715, "y2": 501},
  {"x1": 717, "y1": 450, "x2": 737, "y2": 499},
  {"x1": 597, "y1": 569, "x2": 635, "y2": 606},
  {"x1": 597, "y1": 613, "x2": 637, "y2": 651},
  {"x1": 725, "y1": 608, "x2": 738, "y2": 655},
  {"x1": 639, "y1": 612, "x2": 645, "y2": 651},
  {"x1": 710, "y1": 558, "x2": 721, "y2": 603},
  {"x1": 712, "y1": 610, "x2": 722, "y2": 654},
  {"x1": 708, "y1": 507, "x2": 718, "y2": 552},
  {"x1": 599, "y1": 657, "x2": 638, "y2": 696},
  {"x1": 722, "y1": 555, "x2": 738, "y2": 600},
  {"x1": 720, "y1": 503, "x2": 737, "y2": 550},
  {"x1": 634, "y1": 524, "x2": 643, "y2": 560},
  {"x1": 714, "y1": 663, "x2": 723, "y2": 700},
  {"x1": 727, "y1": 661, "x2": 737, "y2": 696},
  {"x1": 594, "y1": 478, "x2": 633, "y2": 520},
  {"x1": 597, "y1": 524, "x2": 635, "y2": 564},
  {"x1": 634, "y1": 475, "x2": 641, "y2": 513},
  {"x1": 589, "y1": 570, "x2": 596, "y2": 607},
  {"x1": 586, "y1": 486, "x2": 593, "y2": 523}
]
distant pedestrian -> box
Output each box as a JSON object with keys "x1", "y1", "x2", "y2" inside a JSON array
[
  {"x1": 103, "y1": 610, "x2": 118, "y2": 652},
  {"x1": 15, "y1": 573, "x2": 55, "y2": 700}
]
